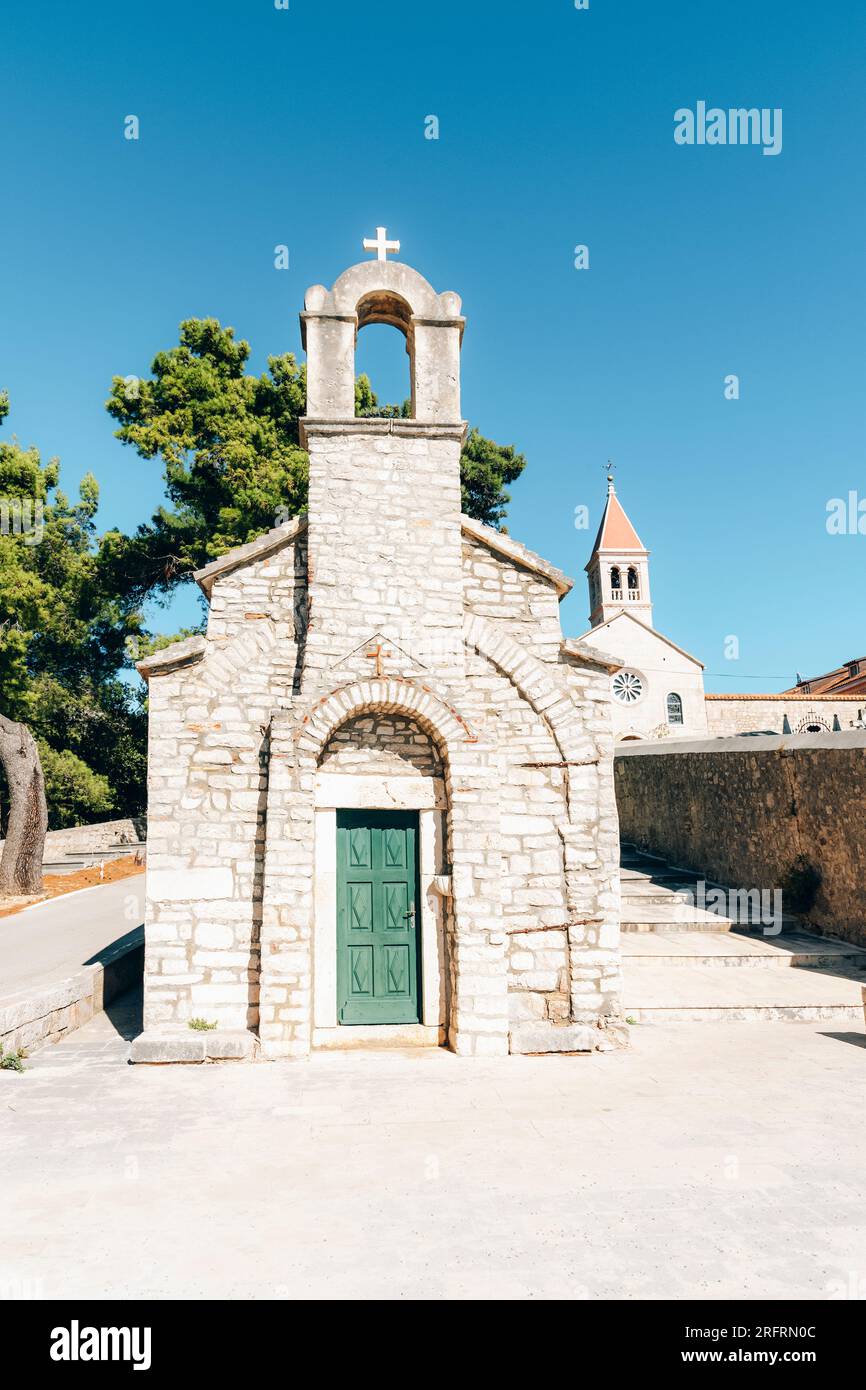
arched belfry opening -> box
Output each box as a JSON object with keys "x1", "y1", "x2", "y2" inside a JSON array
[
  {"x1": 299, "y1": 249, "x2": 465, "y2": 427},
  {"x1": 356, "y1": 288, "x2": 413, "y2": 334},
  {"x1": 354, "y1": 290, "x2": 415, "y2": 417}
]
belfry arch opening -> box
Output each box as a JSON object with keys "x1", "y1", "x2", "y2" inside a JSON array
[{"x1": 353, "y1": 291, "x2": 415, "y2": 418}]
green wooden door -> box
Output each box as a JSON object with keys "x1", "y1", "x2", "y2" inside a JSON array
[{"x1": 336, "y1": 810, "x2": 421, "y2": 1025}]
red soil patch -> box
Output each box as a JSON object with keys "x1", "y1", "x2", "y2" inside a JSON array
[{"x1": 0, "y1": 855, "x2": 145, "y2": 919}]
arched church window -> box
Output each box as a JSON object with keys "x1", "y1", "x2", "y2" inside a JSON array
[
  {"x1": 612, "y1": 670, "x2": 644, "y2": 704},
  {"x1": 666, "y1": 692, "x2": 684, "y2": 724},
  {"x1": 627, "y1": 566, "x2": 639, "y2": 590},
  {"x1": 610, "y1": 566, "x2": 621, "y2": 593}
]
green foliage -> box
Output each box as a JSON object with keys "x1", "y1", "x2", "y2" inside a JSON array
[
  {"x1": 26, "y1": 676, "x2": 147, "y2": 822},
  {"x1": 0, "y1": 411, "x2": 146, "y2": 828},
  {"x1": 130, "y1": 627, "x2": 204, "y2": 663},
  {"x1": 105, "y1": 318, "x2": 527, "y2": 597},
  {"x1": 0, "y1": 1047, "x2": 25, "y2": 1072},
  {"x1": 187, "y1": 1017, "x2": 218, "y2": 1031},
  {"x1": 354, "y1": 374, "x2": 411, "y2": 420},
  {"x1": 104, "y1": 320, "x2": 309, "y2": 599},
  {"x1": 37, "y1": 741, "x2": 114, "y2": 829},
  {"x1": 459, "y1": 427, "x2": 526, "y2": 529}
]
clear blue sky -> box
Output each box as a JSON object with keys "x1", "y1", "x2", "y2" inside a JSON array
[{"x1": 2, "y1": 0, "x2": 863, "y2": 690}]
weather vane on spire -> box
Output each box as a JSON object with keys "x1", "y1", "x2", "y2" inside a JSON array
[
  {"x1": 606, "y1": 458, "x2": 616, "y2": 487},
  {"x1": 362, "y1": 226, "x2": 400, "y2": 262}
]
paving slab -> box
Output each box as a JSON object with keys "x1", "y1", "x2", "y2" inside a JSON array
[
  {"x1": 1, "y1": 994, "x2": 865, "y2": 1300},
  {"x1": 623, "y1": 960, "x2": 866, "y2": 1021}
]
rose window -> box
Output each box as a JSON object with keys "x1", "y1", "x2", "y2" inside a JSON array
[{"x1": 612, "y1": 670, "x2": 644, "y2": 704}]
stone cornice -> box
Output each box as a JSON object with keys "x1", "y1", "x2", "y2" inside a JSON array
[
  {"x1": 192, "y1": 516, "x2": 308, "y2": 597},
  {"x1": 299, "y1": 417, "x2": 467, "y2": 447},
  {"x1": 560, "y1": 638, "x2": 623, "y2": 674},
  {"x1": 136, "y1": 634, "x2": 206, "y2": 679}
]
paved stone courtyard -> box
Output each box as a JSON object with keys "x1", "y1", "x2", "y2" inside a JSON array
[{"x1": 2, "y1": 992, "x2": 865, "y2": 1301}]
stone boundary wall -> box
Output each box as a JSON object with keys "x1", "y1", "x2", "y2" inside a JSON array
[
  {"x1": 0, "y1": 926, "x2": 144, "y2": 1055},
  {"x1": 705, "y1": 694, "x2": 865, "y2": 737},
  {"x1": 0, "y1": 817, "x2": 146, "y2": 859},
  {"x1": 615, "y1": 731, "x2": 866, "y2": 948}
]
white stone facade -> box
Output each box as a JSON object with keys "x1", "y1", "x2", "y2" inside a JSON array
[
  {"x1": 582, "y1": 611, "x2": 709, "y2": 742},
  {"x1": 135, "y1": 256, "x2": 624, "y2": 1060}
]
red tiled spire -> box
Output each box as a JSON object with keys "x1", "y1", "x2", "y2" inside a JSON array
[{"x1": 589, "y1": 477, "x2": 646, "y2": 555}]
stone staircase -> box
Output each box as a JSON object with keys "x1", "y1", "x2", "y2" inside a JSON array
[
  {"x1": 42, "y1": 843, "x2": 146, "y2": 877},
  {"x1": 620, "y1": 843, "x2": 866, "y2": 1023}
]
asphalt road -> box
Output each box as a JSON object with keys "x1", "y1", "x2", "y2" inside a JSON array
[{"x1": 0, "y1": 877, "x2": 144, "y2": 998}]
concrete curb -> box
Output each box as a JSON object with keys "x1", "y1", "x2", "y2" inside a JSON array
[{"x1": 0, "y1": 927, "x2": 144, "y2": 1056}]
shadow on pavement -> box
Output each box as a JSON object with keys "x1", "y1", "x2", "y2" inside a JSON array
[
  {"x1": 104, "y1": 984, "x2": 143, "y2": 1041},
  {"x1": 819, "y1": 1031, "x2": 866, "y2": 1050}
]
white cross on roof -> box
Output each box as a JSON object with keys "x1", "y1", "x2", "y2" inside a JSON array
[{"x1": 362, "y1": 226, "x2": 400, "y2": 261}]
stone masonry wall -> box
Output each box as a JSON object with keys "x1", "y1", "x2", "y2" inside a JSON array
[
  {"x1": 142, "y1": 539, "x2": 303, "y2": 1032},
  {"x1": 460, "y1": 615, "x2": 622, "y2": 1046},
  {"x1": 705, "y1": 695, "x2": 865, "y2": 736},
  {"x1": 319, "y1": 714, "x2": 443, "y2": 778},
  {"x1": 461, "y1": 535, "x2": 563, "y2": 664},
  {"x1": 0, "y1": 817, "x2": 146, "y2": 858},
  {"x1": 462, "y1": 525, "x2": 621, "y2": 1032},
  {"x1": 615, "y1": 731, "x2": 866, "y2": 947},
  {"x1": 302, "y1": 423, "x2": 465, "y2": 689},
  {"x1": 461, "y1": 650, "x2": 571, "y2": 1028}
]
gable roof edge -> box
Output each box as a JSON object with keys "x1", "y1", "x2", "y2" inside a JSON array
[
  {"x1": 573, "y1": 610, "x2": 705, "y2": 669},
  {"x1": 461, "y1": 515, "x2": 573, "y2": 597},
  {"x1": 193, "y1": 516, "x2": 308, "y2": 597}
]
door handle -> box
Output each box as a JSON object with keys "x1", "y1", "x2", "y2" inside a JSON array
[{"x1": 403, "y1": 905, "x2": 415, "y2": 918}]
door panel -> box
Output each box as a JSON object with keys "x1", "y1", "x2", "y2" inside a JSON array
[
  {"x1": 384, "y1": 880, "x2": 409, "y2": 931},
  {"x1": 349, "y1": 946, "x2": 374, "y2": 997},
  {"x1": 336, "y1": 810, "x2": 420, "y2": 1025}
]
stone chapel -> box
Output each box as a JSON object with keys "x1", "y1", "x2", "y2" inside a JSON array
[{"x1": 132, "y1": 237, "x2": 625, "y2": 1063}]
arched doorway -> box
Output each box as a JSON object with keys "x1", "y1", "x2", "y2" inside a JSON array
[{"x1": 312, "y1": 712, "x2": 449, "y2": 1041}]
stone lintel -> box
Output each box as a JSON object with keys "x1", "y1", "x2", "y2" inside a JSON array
[{"x1": 299, "y1": 416, "x2": 467, "y2": 448}]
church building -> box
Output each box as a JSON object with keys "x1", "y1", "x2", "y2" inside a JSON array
[
  {"x1": 132, "y1": 236, "x2": 626, "y2": 1063},
  {"x1": 576, "y1": 477, "x2": 708, "y2": 741}
]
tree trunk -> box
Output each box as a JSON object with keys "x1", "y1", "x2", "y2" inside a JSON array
[{"x1": 0, "y1": 714, "x2": 48, "y2": 896}]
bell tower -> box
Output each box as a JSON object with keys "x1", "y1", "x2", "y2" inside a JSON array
[
  {"x1": 585, "y1": 476, "x2": 653, "y2": 628},
  {"x1": 299, "y1": 231, "x2": 467, "y2": 690}
]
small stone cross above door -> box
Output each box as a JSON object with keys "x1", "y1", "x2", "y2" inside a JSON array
[{"x1": 365, "y1": 643, "x2": 392, "y2": 677}]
